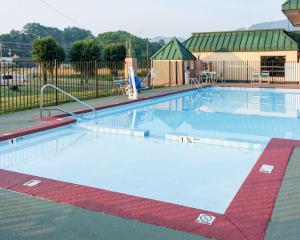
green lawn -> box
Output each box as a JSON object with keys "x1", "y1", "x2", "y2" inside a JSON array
[{"x1": 0, "y1": 80, "x2": 121, "y2": 114}]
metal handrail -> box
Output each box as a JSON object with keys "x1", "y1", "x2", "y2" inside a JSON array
[
  {"x1": 142, "y1": 69, "x2": 156, "y2": 89},
  {"x1": 189, "y1": 78, "x2": 202, "y2": 90},
  {"x1": 40, "y1": 84, "x2": 96, "y2": 120}
]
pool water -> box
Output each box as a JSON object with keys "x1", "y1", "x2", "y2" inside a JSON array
[{"x1": 1, "y1": 87, "x2": 300, "y2": 214}]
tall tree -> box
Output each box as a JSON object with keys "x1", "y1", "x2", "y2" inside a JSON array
[
  {"x1": 69, "y1": 38, "x2": 101, "y2": 84},
  {"x1": 96, "y1": 31, "x2": 164, "y2": 62},
  {"x1": 103, "y1": 44, "x2": 126, "y2": 62},
  {"x1": 32, "y1": 36, "x2": 65, "y2": 83},
  {"x1": 0, "y1": 23, "x2": 92, "y2": 58}
]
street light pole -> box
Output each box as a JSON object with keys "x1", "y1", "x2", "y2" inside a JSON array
[{"x1": 0, "y1": 42, "x2": 2, "y2": 60}]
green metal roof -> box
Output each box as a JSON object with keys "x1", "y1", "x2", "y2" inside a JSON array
[
  {"x1": 151, "y1": 38, "x2": 196, "y2": 60},
  {"x1": 183, "y1": 29, "x2": 300, "y2": 52},
  {"x1": 282, "y1": 0, "x2": 300, "y2": 11}
]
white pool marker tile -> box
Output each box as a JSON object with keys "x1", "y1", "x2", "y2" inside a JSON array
[
  {"x1": 260, "y1": 164, "x2": 274, "y2": 174},
  {"x1": 79, "y1": 124, "x2": 149, "y2": 137},
  {"x1": 23, "y1": 180, "x2": 42, "y2": 187},
  {"x1": 2, "y1": 133, "x2": 12, "y2": 136},
  {"x1": 195, "y1": 214, "x2": 216, "y2": 225}
]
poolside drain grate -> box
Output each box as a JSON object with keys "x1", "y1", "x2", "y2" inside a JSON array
[
  {"x1": 23, "y1": 180, "x2": 42, "y2": 187},
  {"x1": 195, "y1": 214, "x2": 216, "y2": 225},
  {"x1": 260, "y1": 164, "x2": 274, "y2": 174}
]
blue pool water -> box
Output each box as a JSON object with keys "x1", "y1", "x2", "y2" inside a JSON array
[{"x1": 0, "y1": 87, "x2": 300, "y2": 214}]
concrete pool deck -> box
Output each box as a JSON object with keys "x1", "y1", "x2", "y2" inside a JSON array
[
  {"x1": 265, "y1": 148, "x2": 300, "y2": 240},
  {"x1": 0, "y1": 188, "x2": 205, "y2": 240},
  {"x1": 0, "y1": 84, "x2": 300, "y2": 239}
]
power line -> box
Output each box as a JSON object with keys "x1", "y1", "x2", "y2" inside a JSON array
[
  {"x1": 0, "y1": 41, "x2": 73, "y2": 48},
  {"x1": 1, "y1": 47, "x2": 32, "y2": 53},
  {"x1": 0, "y1": 41, "x2": 32, "y2": 46},
  {"x1": 38, "y1": 0, "x2": 83, "y2": 27}
]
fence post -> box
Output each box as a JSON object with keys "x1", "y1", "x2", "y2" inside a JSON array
[
  {"x1": 0, "y1": 62, "x2": 2, "y2": 111},
  {"x1": 55, "y1": 60, "x2": 58, "y2": 105},
  {"x1": 95, "y1": 60, "x2": 99, "y2": 98},
  {"x1": 223, "y1": 61, "x2": 225, "y2": 82},
  {"x1": 246, "y1": 61, "x2": 249, "y2": 83}
]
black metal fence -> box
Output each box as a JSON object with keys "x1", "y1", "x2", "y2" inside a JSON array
[{"x1": 0, "y1": 61, "x2": 150, "y2": 114}]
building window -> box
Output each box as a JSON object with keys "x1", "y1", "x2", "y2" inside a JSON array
[{"x1": 261, "y1": 56, "x2": 286, "y2": 77}]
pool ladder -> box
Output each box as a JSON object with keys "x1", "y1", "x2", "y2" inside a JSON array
[
  {"x1": 40, "y1": 84, "x2": 96, "y2": 120},
  {"x1": 189, "y1": 78, "x2": 203, "y2": 90}
]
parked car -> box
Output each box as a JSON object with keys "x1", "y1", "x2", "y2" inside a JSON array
[{"x1": 0, "y1": 73, "x2": 27, "y2": 88}]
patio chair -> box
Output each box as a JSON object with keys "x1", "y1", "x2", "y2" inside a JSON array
[
  {"x1": 113, "y1": 77, "x2": 128, "y2": 95},
  {"x1": 199, "y1": 72, "x2": 209, "y2": 84},
  {"x1": 208, "y1": 72, "x2": 217, "y2": 84},
  {"x1": 261, "y1": 71, "x2": 270, "y2": 84},
  {"x1": 215, "y1": 73, "x2": 224, "y2": 84},
  {"x1": 251, "y1": 72, "x2": 261, "y2": 84}
]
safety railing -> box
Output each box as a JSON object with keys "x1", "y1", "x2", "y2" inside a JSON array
[
  {"x1": 189, "y1": 78, "x2": 203, "y2": 90},
  {"x1": 40, "y1": 84, "x2": 96, "y2": 120}
]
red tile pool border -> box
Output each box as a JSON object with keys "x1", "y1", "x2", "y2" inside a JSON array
[{"x1": 0, "y1": 86, "x2": 299, "y2": 239}]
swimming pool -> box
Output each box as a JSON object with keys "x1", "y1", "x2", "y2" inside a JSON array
[{"x1": 0, "y1": 86, "x2": 300, "y2": 238}]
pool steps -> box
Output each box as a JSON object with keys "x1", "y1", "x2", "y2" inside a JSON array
[
  {"x1": 165, "y1": 134, "x2": 263, "y2": 150},
  {"x1": 78, "y1": 124, "x2": 149, "y2": 137}
]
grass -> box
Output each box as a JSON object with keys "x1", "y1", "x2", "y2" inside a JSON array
[{"x1": 0, "y1": 80, "x2": 122, "y2": 114}]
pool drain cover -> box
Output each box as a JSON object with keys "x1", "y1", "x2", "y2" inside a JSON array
[
  {"x1": 195, "y1": 214, "x2": 216, "y2": 225},
  {"x1": 23, "y1": 180, "x2": 42, "y2": 187},
  {"x1": 260, "y1": 165, "x2": 274, "y2": 174}
]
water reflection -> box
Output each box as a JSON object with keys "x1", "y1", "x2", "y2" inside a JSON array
[{"x1": 85, "y1": 88, "x2": 300, "y2": 140}]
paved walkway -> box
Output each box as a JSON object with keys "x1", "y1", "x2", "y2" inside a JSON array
[
  {"x1": 0, "y1": 188, "x2": 205, "y2": 240},
  {"x1": 265, "y1": 148, "x2": 300, "y2": 240}
]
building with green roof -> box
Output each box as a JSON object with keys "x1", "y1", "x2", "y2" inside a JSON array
[
  {"x1": 151, "y1": 37, "x2": 196, "y2": 61},
  {"x1": 151, "y1": 38, "x2": 196, "y2": 86},
  {"x1": 149, "y1": 1, "x2": 300, "y2": 86},
  {"x1": 282, "y1": 0, "x2": 300, "y2": 26},
  {"x1": 182, "y1": 29, "x2": 300, "y2": 62}
]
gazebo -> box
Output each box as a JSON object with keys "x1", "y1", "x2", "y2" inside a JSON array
[
  {"x1": 151, "y1": 37, "x2": 197, "y2": 86},
  {"x1": 282, "y1": 0, "x2": 300, "y2": 26}
]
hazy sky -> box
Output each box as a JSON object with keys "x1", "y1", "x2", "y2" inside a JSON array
[{"x1": 1, "y1": 0, "x2": 287, "y2": 38}]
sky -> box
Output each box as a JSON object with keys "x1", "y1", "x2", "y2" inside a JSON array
[{"x1": 1, "y1": 0, "x2": 288, "y2": 38}]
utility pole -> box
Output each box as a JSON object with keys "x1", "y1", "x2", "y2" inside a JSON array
[
  {"x1": 146, "y1": 38, "x2": 151, "y2": 68},
  {"x1": 0, "y1": 42, "x2": 2, "y2": 60},
  {"x1": 146, "y1": 38, "x2": 149, "y2": 68}
]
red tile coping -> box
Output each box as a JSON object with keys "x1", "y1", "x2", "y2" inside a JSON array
[
  {"x1": 0, "y1": 118, "x2": 76, "y2": 141},
  {"x1": 0, "y1": 138, "x2": 298, "y2": 240},
  {"x1": 217, "y1": 84, "x2": 300, "y2": 90}
]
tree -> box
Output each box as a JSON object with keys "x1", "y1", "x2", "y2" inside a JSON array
[
  {"x1": 32, "y1": 36, "x2": 66, "y2": 83},
  {"x1": 103, "y1": 44, "x2": 126, "y2": 61},
  {"x1": 69, "y1": 38, "x2": 101, "y2": 84},
  {"x1": 62, "y1": 27, "x2": 92, "y2": 45},
  {"x1": 96, "y1": 31, "x2": 164, "y2": 62},
  {"x1": 103, "y1": 44, "x2": 126, "y2": 76}
]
